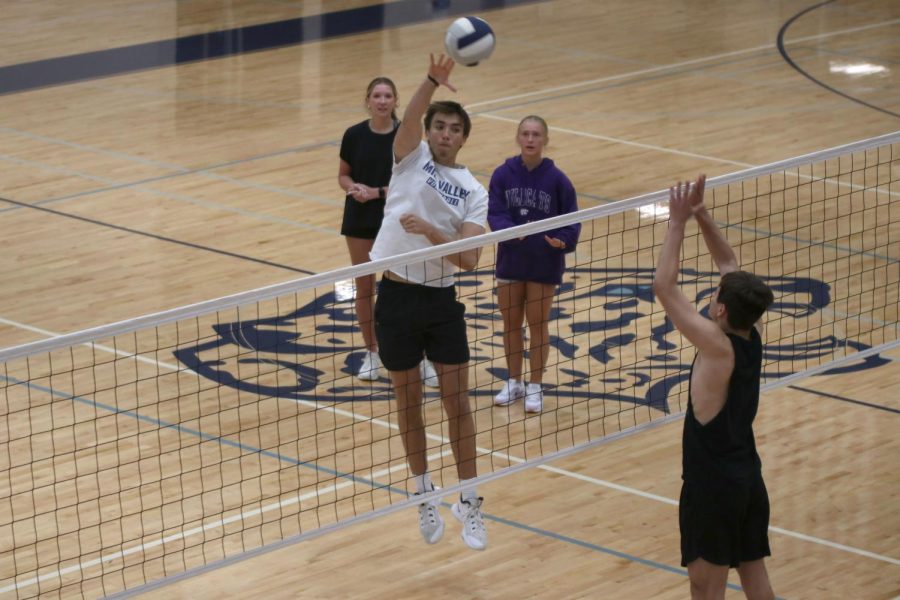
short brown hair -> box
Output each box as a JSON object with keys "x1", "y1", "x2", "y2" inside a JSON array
[
  {"x1": 717, "y1": 271, "x2": 774, "y2": 330},
  {"x1": 424, "y1": 101, "x2": 471, "y2": 137}
]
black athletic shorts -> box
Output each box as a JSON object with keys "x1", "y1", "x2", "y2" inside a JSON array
[
  {"x1": 680, "y1": 474, "x2": 771, "y2": 568},
  {"x1": 374, "y1": 275, "x2": 470, "y2": 371},
  {"x1": 340, "y1": 196, "x2": 385, "y2": 239}
]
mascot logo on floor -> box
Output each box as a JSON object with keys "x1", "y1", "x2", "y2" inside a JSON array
[{"x1": 174, "y1": 267, "x2": 888, "y2": 412}]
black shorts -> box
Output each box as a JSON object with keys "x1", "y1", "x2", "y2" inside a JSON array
[
  {"x1": 374, "y1": 276, "x2": 470, "y2": 371},
  {"x1": 680, "y1": 474, "x2": 771, "y2": 568},
  {"x1": 340, "y1": 196, "x2": 385, "y2": 239}
]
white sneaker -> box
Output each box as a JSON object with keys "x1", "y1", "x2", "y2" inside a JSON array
[
  {"x1": 416, "y1": 491, "x2": 444, "y2": 544},
  {"x1": 357, "y1": 350, "x2": 381, "y2": 381},
  {"x1": 420, "y1": 359, "x2": 439, "y2": 388},
  {"x1": 494, "y1": 379, "x2": 525, "y2": 406},
  {"x1": 452, "y1": 497, "x2": 487, "y2": 551},
  {"x1": 525, "y1": 383, "x2": 543, "y2": 413}
]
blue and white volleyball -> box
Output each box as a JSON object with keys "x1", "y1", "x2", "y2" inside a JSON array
[{"x1": 444, "y1": 16, "x2": 496, "y2": 67}]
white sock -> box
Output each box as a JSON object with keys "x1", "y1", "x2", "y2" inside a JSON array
[
  {"x1": 414, "y1": 472, "x2": 433, "y2": 494},
  {"x1": 460, "y1": 478, "x2": 478, "y2": 503}
]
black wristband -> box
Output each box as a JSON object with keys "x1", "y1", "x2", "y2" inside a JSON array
[
  {"x1": 378, "y1": 187, "x2": 386, "y2": 199},
  {"x1": 427, "y1": 75, "x2": 439, "y2": 87}
]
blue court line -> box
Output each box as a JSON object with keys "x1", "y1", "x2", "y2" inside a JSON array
[
  {"x1": 0, "y1": 151, "x2": 340, "y2": 234},
  {"x1": 777, "y1": 0, "x2": 900, "y2": 119},
  {"x1": 0, "y1": 123, "x2": 186, "y2": 171},
  {"x1": 792, "y1": 42, "x2": 900, "y2": 67},
  {"x1": 0, "y1": 0, "x2": 544, "y2": 97},
  {"x1": 0, "y1": 194, "x2": 314, "y2": 275},
  {"x1": 0, "y1": 374, "x2": 747, "y2": 593},
  {"x1": 728, "y1": 222, "x2": 900, "y2": 265},
  {"x1": 789, "y1": 384, "x2": 900, "y2": 414},
  {"x1": 0, "y1": 139, "x2": 341, "y2": 214},
  {"x1": 485, "y1": 513, "x2": 749, "y2": 594},
  {"x1": 1, "y1": 374, "x2": 389, "y2": 494},
  {"x1": 468, "y1": 52, "x2": 798, "y2": 116},
  {"x1": 0, "y1": 28, "x2": 887, "y2": 259}
]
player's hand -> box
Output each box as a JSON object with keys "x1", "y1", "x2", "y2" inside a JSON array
[
  {"x1": 399, "y1": 213, "x2": 434, "y2": 236},
  {"x1": 348, "y1": 184, "x2": 375, "y2": 202},
  {"x1": 687, "y1": 174, "x2": 707, "y2": 214},
  {"x1": 428, "y1": 53, "x2": 457, "y2": 92},
  {"x1": 544, "y1": 235, "x2": 566, "y2": 250},
  {"x1": 668, "y1": 176, "x2": 702, "y2": 223}
]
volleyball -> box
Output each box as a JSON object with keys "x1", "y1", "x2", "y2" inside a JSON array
[{"x1": 444, "y1": 16, "x2": 496, "y2": 67}]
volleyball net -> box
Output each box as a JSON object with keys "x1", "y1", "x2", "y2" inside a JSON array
[{"x1": 1, "y1": 132, "x2": 898, "y2": 597}]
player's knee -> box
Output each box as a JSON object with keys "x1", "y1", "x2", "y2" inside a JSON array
[
  {"x1": 737, "y1": 563, "x2": 773, "y2": 600},
  {"x1": 688, "y1": 578, "x2": 719, "y2": 600},
  {"x1": 441, "y1": 392, "x2": 472, "y2": 418}
]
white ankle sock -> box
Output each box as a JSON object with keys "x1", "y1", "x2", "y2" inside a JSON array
[
  {"x1": 414, "y1": 472, "x2": 433, "y2": 494},
  {"x1": 460, "y1": 478, "x2": 478, "y2": 503}
]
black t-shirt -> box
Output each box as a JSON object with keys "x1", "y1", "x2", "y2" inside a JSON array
[
  {"x1": 682, "y1": 327, "x2": 763, "y2": 485},
  {"x1": 339, "y1": 119, "x2": 398, "y2": 195},
  {"x1": 338, "y1": 119, "x2": 399, "y2": 238}
]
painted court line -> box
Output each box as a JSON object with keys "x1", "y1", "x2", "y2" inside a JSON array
[
  {"x1": 465, "y1": 18, "x2": 900, "y2": 110},
  {"x1": 3, "y1": 321, "x2": 896, "y2": 573},
  {"x1": 2, "y1": 15, "x2": 898, "y2": 590},
  {"x1": 478, "y1": 113, "x2": 753, "y2": 167},
  {"x1": 3, "y1": 17, "x2": 897, "y2": 234},
  {"x1": 0, "y1": 316, "x2": 181, "y2": 370},
  {"x1": 0, "y1": 152, "x2": 339, "y2": 235},
  {"x1": 0, "y1": 376, "x2": 720, "y2": 597},
  {"x1": 479, "y1": 113, "x2": 900, "y2": 203},
  {"x1": 0, "y1": 376, "x2": 456, "y2": 594}
]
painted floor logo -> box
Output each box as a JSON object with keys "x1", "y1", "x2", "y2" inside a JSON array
[{"x1": 173, "y1": 267, "x2": 889, "y2": 412}]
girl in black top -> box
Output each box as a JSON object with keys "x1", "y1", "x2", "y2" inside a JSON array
[{"x1": 338, "y1": 77, "x2": 399, "y2": 381}]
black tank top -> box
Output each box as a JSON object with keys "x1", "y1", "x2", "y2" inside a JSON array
[{"x1": 682, "y1": 327, "x2": 763, "y2": 485}]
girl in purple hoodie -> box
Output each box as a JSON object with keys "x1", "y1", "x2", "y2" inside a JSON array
[{"x1": 488, "y1": 115, "x2": 580, "y2": 413}]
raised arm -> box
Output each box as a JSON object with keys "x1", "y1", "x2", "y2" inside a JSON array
[
  {"x1": 689, "y1": 175, "x2": 738, "y2": 276},
  {"x1": 653, "y1": 176, "x2": 730, "y2": 354},
  {"x1": 393, "y1": 54, "x2": 457, "y2": 163}
]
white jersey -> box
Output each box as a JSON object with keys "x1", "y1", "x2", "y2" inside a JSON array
[{"x1": 370, "y1": 141, "x2": 488, "y2": 287}]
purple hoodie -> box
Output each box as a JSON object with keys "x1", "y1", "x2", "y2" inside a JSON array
[{"x1": 488, "y1": 156, "x2": 580, "y2": 285}]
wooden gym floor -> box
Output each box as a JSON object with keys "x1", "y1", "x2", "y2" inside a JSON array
[{"x1": 1, "y1": 0, "x2": 898, "y2": 598}]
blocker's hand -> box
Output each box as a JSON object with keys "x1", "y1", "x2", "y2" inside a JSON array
[
  {"x1": 668, "y1": 174, "x2": 706, "y2": 224},
  {"x1": 687, "y1": 174, "x2": 707, "y2": 214}
]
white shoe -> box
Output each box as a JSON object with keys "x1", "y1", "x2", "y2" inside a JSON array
[
  {"x1": 494, "y1": 379, "x2": 525, "y2": 406},
  {"x1": 357, "y1": 350, "x2": 381, "y2": 381},
  {"x1": 416, "y1": 491, "x2": 444, "y2": 544},
  {"x1": 452, "y1": 498, "x2": 487, "y2": 551},
  {"x1": 525, "y1": 383, "x2": 543, "y2": 413},
  {"x1": 421, "y1": 359, "x2": 439, "y2": 388}
]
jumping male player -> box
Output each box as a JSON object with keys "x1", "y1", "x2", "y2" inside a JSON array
[{"x1": 369, "y1": 54, "x2": 489, "y2": 550}]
